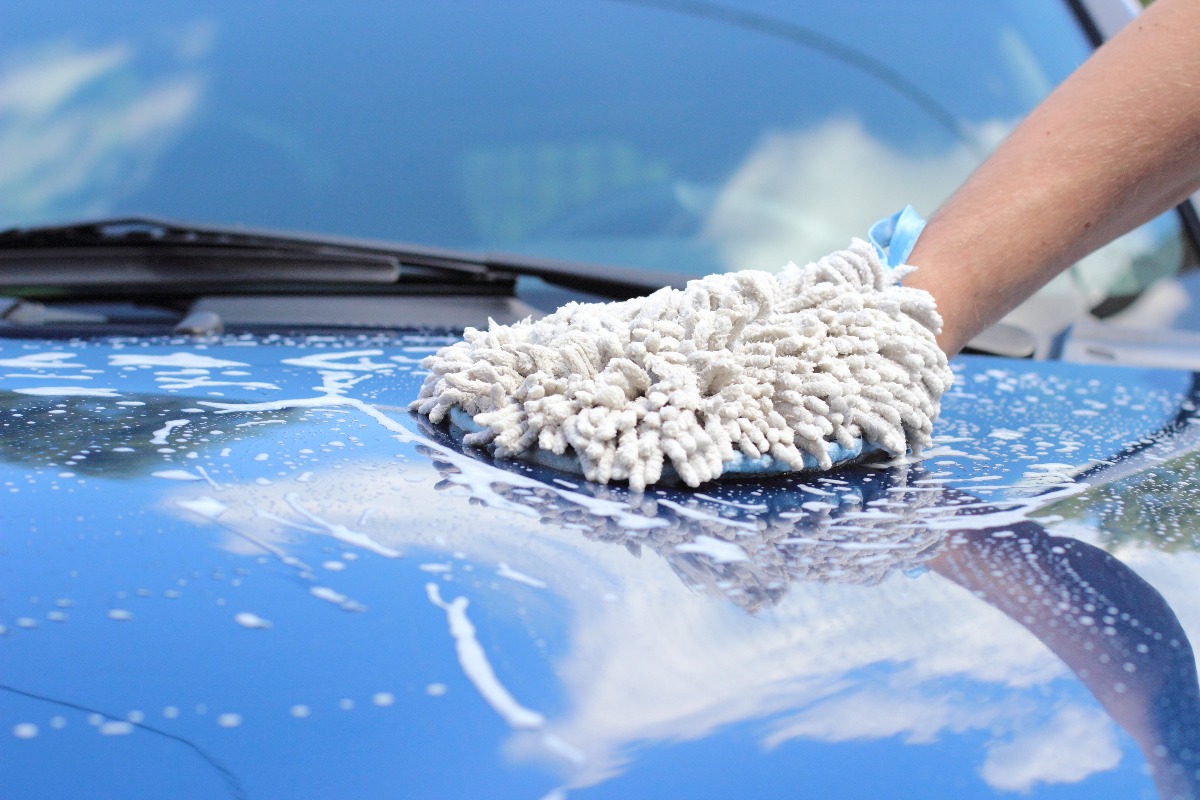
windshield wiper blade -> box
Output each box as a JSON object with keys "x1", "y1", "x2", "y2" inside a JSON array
[
  {"x1": 0, "y1": 216, "x2": 691, "y2": 298},
  {"x1": 0, "y1": 217, "x2": 402, "y2": 288}
]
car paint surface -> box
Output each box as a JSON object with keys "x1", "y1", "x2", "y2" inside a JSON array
[{"x1": 3, "y1": 332, "x2": 1199, "y2": 799}]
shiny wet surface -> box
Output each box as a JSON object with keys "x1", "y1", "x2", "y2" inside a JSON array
[{"x1": 2, "y1": 333, "x2": 1199, "y2": 799}]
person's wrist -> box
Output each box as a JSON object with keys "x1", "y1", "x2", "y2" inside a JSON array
[{"x1": 901, "y1": 257, "x2": 963, "y2": 358}]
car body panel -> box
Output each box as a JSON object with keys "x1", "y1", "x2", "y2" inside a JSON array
[
  {"x1": 3, "y1": 333, "x2": 1199, "y2": 798},
  {"x1": 5, "y1": 2, "x2": 1200, "y2": 798}
]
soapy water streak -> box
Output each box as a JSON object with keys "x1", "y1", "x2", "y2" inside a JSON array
[
  {"x1": 195, "y1": 367, "x2": 1075, "y2": 610},
  {"x1": 197, "y1": 359, "x2": 1081, "y2": 611},
  {"x1": 199, "y1": 371, "x2": 667, "y2": 533},
  {"x1": 411, "y1": 240, "x2": 952, "y2": 490},
  {"x1": 425, "y1": 583, "x2": 545, "y2": 729}
]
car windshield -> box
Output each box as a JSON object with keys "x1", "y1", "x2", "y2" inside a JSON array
[{"x1": 0, "y1": 1, "x2": 1189, "y2": 331}]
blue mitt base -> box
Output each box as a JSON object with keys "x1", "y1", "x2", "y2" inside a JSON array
[{"x1": 447, "y1": 408, "x2": 883, "y2": 485}]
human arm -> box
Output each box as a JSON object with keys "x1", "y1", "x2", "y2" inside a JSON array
[{"x1": 905, "y1": 0, "x2": 1200, "y2": 356}]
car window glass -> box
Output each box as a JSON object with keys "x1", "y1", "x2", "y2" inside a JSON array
[{"x1": 0, "y1": 0, "x2": 1187, "y2": 329}]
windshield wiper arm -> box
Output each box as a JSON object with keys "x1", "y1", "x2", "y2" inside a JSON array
[
  {"x1": 0, "y1": 217, "x2": 403, "y2": 288},
  {"x1": 0, "y1": 216, "x2": 691, "y2": 298}
]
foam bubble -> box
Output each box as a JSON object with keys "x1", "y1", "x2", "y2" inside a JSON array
[
  {"x1": 234, "y1": 612, "x2": 272, "y2": 629},
  {"x1": 12, "y1": 723, "x2": 37, "y2": 739}
]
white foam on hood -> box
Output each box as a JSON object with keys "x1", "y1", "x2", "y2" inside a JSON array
[
  {"x1": 234, "y1": 612, "x2": 272, "y2": 629},
  {"x1": 0, "y1": 352, "x2": 84, "y2": 369},
  {"x1": 152, "y1": 469, "x2": 204, "y2": 482},
  {"x1": 150, "y1": 419, "x2": 190, "y2": 445},
  {"x1": 497, "y1": 562, "x2": 548, "y2": 588},
  {"x1": 426, "y1": 582, "x2": 546, "y2": 730},
  {"x1": 201, "y1": 371, "x2": 665, "y2": 532},
  {"x1": 284, "y1": 492, "x2": 401, "y2": 558},
  {"x1": 282, "y1": 350, "x2": 394, "y2": 371},
  {"x1": 108, "y1": 353, "x2": 248, "y2": 368},
  {"x1": 12, "y1": 386, "x2": 120, "y2": 397},
  {"x1": 412, "y1": 240, "x2": 951, "y2": 490}
]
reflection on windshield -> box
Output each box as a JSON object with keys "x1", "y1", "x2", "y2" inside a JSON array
[
  {"x1": 1, "y1": 2, "x2": 1187, "y2": 338},
  {"x1": 701, "y1": 117, "x2": 1007, "y2": 271},
  {"x1": 0, "y1": 32, "x2": 205, "y2": 225}
]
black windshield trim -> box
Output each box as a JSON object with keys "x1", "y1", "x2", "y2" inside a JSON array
[{"x1": 0, "y1": 216, "x2": 691, "y2": 298}]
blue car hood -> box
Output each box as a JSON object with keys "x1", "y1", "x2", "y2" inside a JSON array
[{"x1": 3, "y1": 332, "x2": 1200, "y2": 799}]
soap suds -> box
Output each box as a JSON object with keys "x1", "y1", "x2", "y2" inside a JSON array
[
  {"x1": 234, "y1": 612, "x2": 272, "y2": 629},
  {"x1": 12, "y1": 723, "x2": 38, "y2": 739},
  {"x1": 150, "y1": 419, "x2": 189, "y2": 445},
  {"x1": 413, "y1": 240, "x2": 950, "y2": 489},
  {"x1": 108, "y1": 353, "x2": 248, "y2": 369},
  {"x1": 153, "y1": 469, "x2": 204, "y2": 481},
  {"x1": 425, "y1": 582, "x2": 545, "y2": 729},
  {"x1": 12, "y1": 386, "x2": 120, "y2": 397},
  {"x1": 497, "y1": 562, "x2": 548, "y2": 588},
  {"x1": 284, "y1": 493, "x2": 401, "y2": 558}
]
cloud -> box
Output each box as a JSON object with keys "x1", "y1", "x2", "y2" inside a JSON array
[
  {"x1": 980, "y1": 705, "x2": 1121, "y2": 792},
  {"x1": 0, "y1": 44, "x2": 129, "y2": 116},
  {"x1": 702, "y1": 117, "x2": 1010, "y2": 272},
  {"x1": 702, "y1": 117, "x2": 1177, "y2": 342},
  {"x1": 0, "y1": 37, "x2": 206, "y2": 223},
  {"x1": 763, "y1": 685, "x2": 1022, "y2": 749}
]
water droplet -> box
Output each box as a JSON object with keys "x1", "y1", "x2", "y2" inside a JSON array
[
  {"x1": 217, "y1": 713, "x2": 242, "y2": 728},
  {"x1": 371, "y1": 692, "x2": 395, "y2": 707},
  {"x1": 12, "y1": 723, "x2": 37, "y2": 739},
  {"x1": 290, "y1": 705, "x2": 311, "y2": 719},
  {"x1": 107, "y1": 609, "x2": 132, "y2": 621},
  {"x1": 426, "y1": 683, "x2": 447, "y2": 697},
  {"x1": 234, "y1": 612, "x2": 272, "y2": 630}
]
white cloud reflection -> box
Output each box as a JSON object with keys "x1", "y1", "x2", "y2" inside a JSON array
[
  {"x1": 704, "y1": 117, "x2": 1179, "y2": 343},
  {"x1": 981, "y1": 705, "x2": 1121, "y2": 792},
  {"x1": 702, "y1": 117, "x2": 1005, "y2": 272},
  {"x1": 0, "y1": 30, "x2": 208, "y2": 224}
]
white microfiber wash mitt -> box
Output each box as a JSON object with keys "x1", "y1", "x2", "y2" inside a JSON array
[{"x1": 412, "y1": 210, "x2": 952, "y2": 491}]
